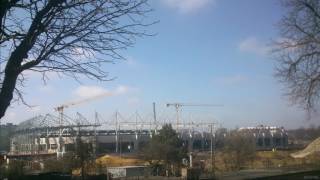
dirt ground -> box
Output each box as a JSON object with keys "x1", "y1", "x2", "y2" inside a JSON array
[{"x1": 193, "y1": 150, "x2": 320, "y2": 173}]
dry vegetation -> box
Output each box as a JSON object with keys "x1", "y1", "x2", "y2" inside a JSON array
[{"x1": 194, "y1": 150, "x2": 320, "y2": 174}]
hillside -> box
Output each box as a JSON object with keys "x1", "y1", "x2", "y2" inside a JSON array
[{"x1": 291, "y1": 137, "x2": 320, "y2": 158}]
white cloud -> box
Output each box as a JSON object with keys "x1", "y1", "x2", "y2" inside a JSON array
[
  {"x1": 162, "y1": 0, "x2": 213, "y2": 13},
  {"x1": 73, "y1": 85, "x2": 132, "y2": 99},
  {"x1": 74, "y1": 85, "x2": 110, "y2": 99},
  {"x1": 238, "y1": 37, "x2": 270, "y2": 56},
  {"x1": 115, "y1": 85, "x2": 129, "y2": 95}
]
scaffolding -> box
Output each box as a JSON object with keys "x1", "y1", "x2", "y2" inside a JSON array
[{"x1": 9, "y1": 111, "x2": 218, "y2": 158}]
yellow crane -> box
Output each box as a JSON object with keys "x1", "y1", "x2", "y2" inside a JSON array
[
  {"x1": 54, "y1": 91, "x2": 113, "y2": 129},
  {"x1": 54, "y1": 91, "x2": 113, "y2": 157}
]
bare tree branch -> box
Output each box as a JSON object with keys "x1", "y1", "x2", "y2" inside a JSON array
[
  {"x1": 0, "y1": 0, "x2": 154, "y2": 119},
  {"x1": 274, "y1": 0, "x2": 320, "y2": 112}
]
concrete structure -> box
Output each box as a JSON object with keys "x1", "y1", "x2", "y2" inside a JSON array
[{"x1": 238, "y1": 125, "x2": 288, "y2": 150}]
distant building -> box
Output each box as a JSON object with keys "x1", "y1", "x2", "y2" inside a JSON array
[
  {"x1": 238, "y1": 125, "x2": 288, "y2": 150},
  {"x1": 107, "y1": 166, "x2": 150, "y2": 178}
]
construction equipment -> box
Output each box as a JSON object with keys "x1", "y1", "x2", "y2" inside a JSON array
[
  {"x1": 55, "y1": 92, "x2": 112, "y2": 115},
  {"x1": 54, "y1": 91, "x2": 113, "y2": 157},
  {"x1": 166, "y1": 103, "x2": 222, "y2": 130},
  {"x1": 55, "y1": 91, "x2": 113, "y2": 124}
]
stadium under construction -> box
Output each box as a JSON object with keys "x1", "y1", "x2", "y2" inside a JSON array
[{"x1": 8, "y1": 112, "x2": 216, "y2": 159}]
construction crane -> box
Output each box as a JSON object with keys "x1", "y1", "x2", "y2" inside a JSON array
[
  {"x1": 166, "y1": 103, "x2": 222, "y2": 130},
  {"x1": 54, "y1": 91, "x2": 113, "y2": 157},
  {"x1": 54, "y1": 92, "x2": 113, "y2": 128}
]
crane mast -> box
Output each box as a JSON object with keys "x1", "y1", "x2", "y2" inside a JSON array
[{"x1": 54, "y1": 91, "x2": 112, "y2": 157}]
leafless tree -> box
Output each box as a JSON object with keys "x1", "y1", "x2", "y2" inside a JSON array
[
  {"x1": 222, "y1": 131, "x2": 256, "y2": 170},
  {"x1": 0, "y1": 0, "x2": 154, "y2": 119},
  {"x1": 274, "y1": 0, "x2": 320, "y2": 112}
]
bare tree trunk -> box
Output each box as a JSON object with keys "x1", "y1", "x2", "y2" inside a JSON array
[
  {"x1": 0, "y1": 1, "x2": 20, "y2": 118},
  {"x1": 0, "y1": 66, "x2": 19, "y2": 119},
  {"x1": 0, "y1": 40, "x2": 30, "y2": 119},
  {"x1": 0, "y1": 0, "x2": 64, "y2": 119},
  {"x1": 0, "y1": 0, "x2": 153, "y2": 120}
]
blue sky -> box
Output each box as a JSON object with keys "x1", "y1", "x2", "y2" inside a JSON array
[{"x1": 2, "y1": 0, "x2": 320, "y2": 129}]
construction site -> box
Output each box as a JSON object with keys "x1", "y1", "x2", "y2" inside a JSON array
[
  {"x1": 3, "y1": 0, "x2": 320, "y2": 179},
  {"x1": 8, "y1": 114, "x2": 291, "y2": 159},
  {"x1": 4, "y1": 109, "x2": 320, "y2": 179},
  {"x1": 8, "y1": 112, "x2": 217, "y2": 159},
  {"x1": 0, "y1": 50, "x2": 317, "y2": 179},
  {"x1": 1, "y1": 93, "x2": 319, "y2": 179},
  {"x1": 6, "y1": 96, "x2": 290, "y2": 159},
  {"x1": 8, "y1": 93, "x2": 220, "y2": 157}
]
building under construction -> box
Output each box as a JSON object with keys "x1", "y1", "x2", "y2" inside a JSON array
[
  {"x1": 8, "y1": 112, "x2": 216, "y2": 159},
  {"x1": 238, "y1": 125, "x2": 288, "y2": 150}
]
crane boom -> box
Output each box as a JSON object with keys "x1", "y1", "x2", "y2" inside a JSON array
[
  {"x1": 55, "y1": 92, "x2": 113, "y2": 112},
  {"x1": 54, "y1": 91, "x2": 114, "y2": 132}
]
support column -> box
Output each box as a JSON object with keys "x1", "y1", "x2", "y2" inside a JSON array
[
  {"x1": 201, "y1": 136, "x2": 205, "y2": 151},
  {"x1": 134, "y1": 133, "x2": 139, "y2": 152},
  {"x1": 188, "y1": 135, "x2": 193, "y2": 152},
  {"x1": 45, "y1": 137, "x2": 49, "y2": 152}
]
